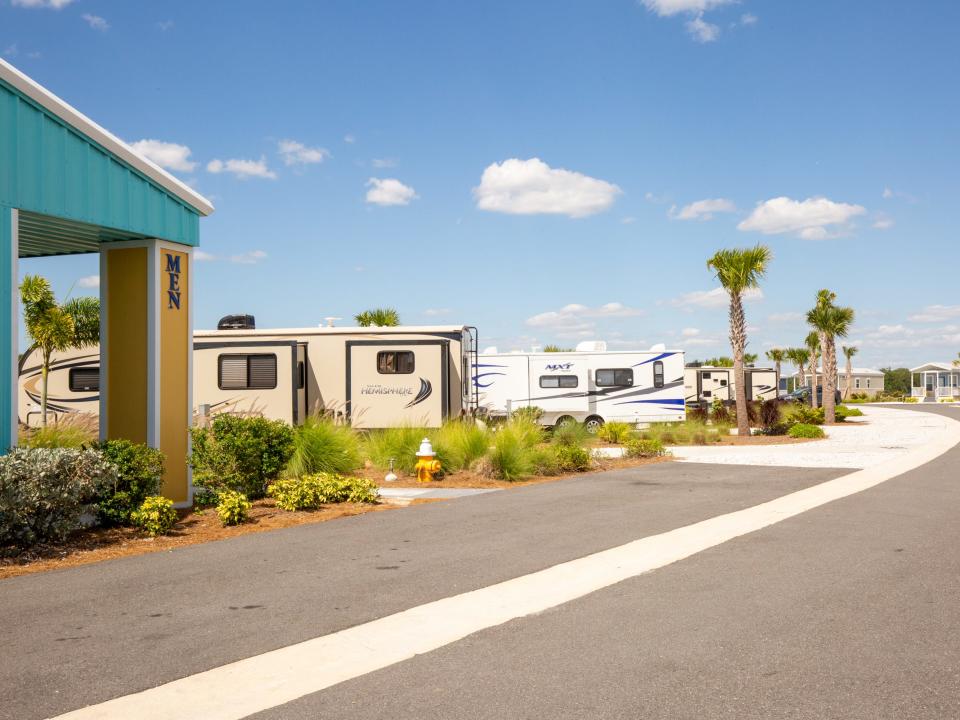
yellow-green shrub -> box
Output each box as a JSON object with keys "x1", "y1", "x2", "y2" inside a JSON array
[
  {"x1": 268, "y1": 474, "x2": 379, "y2": 511},
  {"x1": 596, "y1": 421, "x2": 634, "y2": 444},
  {"x1": 625, "y1": 438, "x2": 667, "y2": 458},
  {"x1": 131, "y1": 496, "x2": 178, "y2": 536},
  {"x1": 216, "y1": 490, "x2": 251, "y2": 526}
]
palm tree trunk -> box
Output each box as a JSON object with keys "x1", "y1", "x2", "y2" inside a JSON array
[
  {"x1": 810, "y1": 348, "x2": 819, "y2": 409},
  {"x1": 844, "y1": 356, "x2": 853, "y2": 401},
  {"x1": 40, "y1": 349, "x2": 50, "y2": 427},
  {"x1": 729, "y1": 292, "x2": 750, "y2": 437},
  {"x1": 823, "y1": 336, "x2": 837, "y2": 423}
]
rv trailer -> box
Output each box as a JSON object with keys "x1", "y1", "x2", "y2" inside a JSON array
[
  {"x1": 473, "y1": 348, "x2": 686, "y2": 430},
  {"x1": 18, "y1": 324, "x2": 479, "y2": 429},
  {"x1": 683, "y1": 364, "x2": 779, "y2": 406}
]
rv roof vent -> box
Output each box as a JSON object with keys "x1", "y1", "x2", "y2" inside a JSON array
[
  {"x1": 648, "y1": 343, "x2": 666, "y2": 352},
  {"x1": 576, "y1": 341, "x2": 607, "y2": 352},
  {"x1": 481, "y1": 346, "x2": 498, "y2": 355},
  {"x1": 218, "y1": 314, "x2": 255, "y2": 330},
  {"x1": 322, "y1": 317, "x2": 341, "y2": 328}
]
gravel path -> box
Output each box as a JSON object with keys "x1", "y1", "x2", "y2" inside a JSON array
[{"x1": 671, "y1": 406, "x2": 955, "y2": 469}]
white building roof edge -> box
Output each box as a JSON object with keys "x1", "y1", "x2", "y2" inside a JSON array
[
  {"x1": 195, "y1": 325, "x2": 470, "y2": 337},
  {"x1": 0, "y1": 58, "x2": 214, "y2": 217},
  {"x1": 910, "y1": 362, "x2": 959, "y2": 372}
]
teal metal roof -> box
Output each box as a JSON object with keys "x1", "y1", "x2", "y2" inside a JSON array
[{"x1": 0, "y1": 58, "x2": 213, "y2": 254}]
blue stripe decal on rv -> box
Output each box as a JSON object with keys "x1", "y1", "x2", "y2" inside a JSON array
[
  {"x1": 632, "y1": 352, "x2": 676, "y2": 366},
  {"x1": 614, "y1": 398, "x2": 686, "y2": 406},
  {"x1": 473, "y1": 372, "x2": 506, "y2": 388}
]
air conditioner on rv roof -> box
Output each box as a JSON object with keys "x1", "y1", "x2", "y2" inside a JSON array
[
  {"x1": 218, "y1": 314, "x2": 256, "y2": 330},
  {"x1": 576, "y1": 341, "x2": 607, "y2": 352}
]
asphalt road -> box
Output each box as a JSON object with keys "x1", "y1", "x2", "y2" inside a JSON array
[
  {"x1": 248, "y1": 405, "x2": 960, "y2": 720},
  {"x1": 2, "y1": 406, "x2": 957, "y2": 719}
]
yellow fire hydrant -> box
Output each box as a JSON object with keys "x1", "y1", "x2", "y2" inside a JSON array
[{"x1": 415, "y1": 437, "x2": 441, "y2": 483}]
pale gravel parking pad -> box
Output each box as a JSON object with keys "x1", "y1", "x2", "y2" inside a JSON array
[
  {"x1": 1, "y1": 463, "x2": 843, "y2": 720},
  {"x1": 672, "y1": 406, "x2": 940, "y2": 468}
]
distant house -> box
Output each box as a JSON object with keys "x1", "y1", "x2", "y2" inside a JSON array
[
  {"x1": 910, "y1": 363, "x2": 960, "y2": 401},
  {"x1": 796, "y1": 367, "x2": 885, "y2": 397}
]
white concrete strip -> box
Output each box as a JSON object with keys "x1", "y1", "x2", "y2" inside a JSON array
[
  {"x1": 50, "y1": 411, "x2": 960, "y2": 720},
  {"x1": 673, "y1": 406, "x2": 939, "y2": 469}
]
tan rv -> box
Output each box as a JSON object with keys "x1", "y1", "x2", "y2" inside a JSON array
[
  {"x1": 683, "y1": 364, "x2": 779, "y2": 405},
  {"x1": 19, "y1": 324, "x2": 478, "y2": 429}
]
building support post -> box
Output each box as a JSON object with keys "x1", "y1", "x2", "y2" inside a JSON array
[
  {"x1": 100, "y1": 239, "x2": 193, "y2": 506},
  {"x1": 0, "y1": 206, "x2": 17, "y2": 450}
]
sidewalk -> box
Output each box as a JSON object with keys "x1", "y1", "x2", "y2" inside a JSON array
[{"x1": 671, "y1": 406, "x2": 953, "y2": 469}]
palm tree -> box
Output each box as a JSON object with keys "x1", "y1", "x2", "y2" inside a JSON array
[
  {"x1": 786, "y1": 347, "x2": 810, "y2": 395},
  {"x1": 543, "y1": 344, "x2": 573, "y2": 352},
  {"x1": 706, "y1": 244, "x2": 772, "y2": 437},
  {"x1": 744, "y1": 353, "x2": 758, "y2": 365},
  {"x1": 954, "y1": 352, "x2": 960, "y2": 368},
  {"x1": 807, "y1": 291, "x2": 855, "y2": 423},
  {"x1": 354, "y1": 307, "x2": 400, "y2": 327},
  {"x1": 805, "y1": 331, "x2": 821, "y2": 409},
  {"x1": 20, "y1": 275, "x2": 101, "y2": 427},
  {"x1": 842, "y1": 345, "x2": 858, "y2": 400},
  {"x1": 766, "y1": 348, "x2": 786, "y2": 393}
]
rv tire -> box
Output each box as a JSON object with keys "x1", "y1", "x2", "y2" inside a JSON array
[
  {"x1": 584, "y1": 415, "x2": 604, "y2": 434},
  {"x1": 554, "y1": 415, "x2": 576, "y2": 429}
]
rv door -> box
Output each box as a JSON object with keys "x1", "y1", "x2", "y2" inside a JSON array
[{"x1": 347, "y1": 341, "x2": 448, "y2": 429}]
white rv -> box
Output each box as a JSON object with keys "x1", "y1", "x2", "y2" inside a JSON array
[
  {"x1": 683, "y1": 365, "x2": 779, "y2": 406},
  {"x1": 18, "y1": 324, "x2": 478, "y2": 429},
  {"x1": 474, "y1": 347, "x2": 686, "y2": 431}
]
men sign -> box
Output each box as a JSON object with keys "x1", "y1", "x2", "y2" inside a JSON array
[{"x1": 165, "y1": 253, "x2": 182, "y2": 310}]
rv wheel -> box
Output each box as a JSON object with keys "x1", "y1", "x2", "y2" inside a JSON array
[
  {"x1": 584, "y1": 415, "x2": 604, "y2": 434},
  {"x1": 554, "y1": 415, "x2": 576, "y2": 429}
]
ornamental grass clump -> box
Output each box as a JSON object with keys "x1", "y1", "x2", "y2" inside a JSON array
[
  {"x1": 0, "y1": 447, "x2": 116, "y2": 550},
  {"x1": 286, "y1": 417, "x2": 363, "y2": 477},
  {"x1": 624, "y1": 438, "x2": 667, "y2": 458},
  {"x1": 364, "y1": 425, "x2": 429, "y2": 474},
  {"x1": 596, "y1": 421, "x2": 634, "y2": 444},
  {"x1": 432, "y1": 420, "x2": 491, "y2": 472},
  {"x1": 485, "y1": 418, "x2": 543, "y2": 481},
  {"x1": 551, "y1": 420, "x2": 591, "y2": 448},
  {"x1": 18, "y1": 413, "x2": 99, "y2": 449},
  {"x1": 131, "y1": 495, "x2": 178, "y2": 536}
]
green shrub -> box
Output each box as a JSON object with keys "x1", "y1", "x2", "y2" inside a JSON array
[
  {"x1": 93, "y1": 439, "x2": 165, "y2": 527},
  {"x1": 625, "y1": 438, "x2": 667, "y2": 458},
  {"x1": 554, "y1": 444, "x2": 592, "y2": 472},
  {"x1": 432, "y1": 420, "x2": 491, "y2": 471},
  {"x1": 364, "y1": 425, "x2": 430, "y2": 474},
  {"x1": 788, "y1": 423, "x2": 825, "y2": 439},
  {"x1": 0, "y1": 448, "x2": 116, "y2": 550},
  {"x1": 835, "y1": 405, "x2": 863, "y2": 422},
  {"x1": 131, "y1": 495, "x2": 178, "y2": 536},
  {"x1": 216, "y1": 489, "x2": 251, "y2": 526},
  {"x1": 267, "y1": 474, "x2": 379, "y2": 511},
  {"x1": 487, "y1": 424, "x2": 535, "y2": 481},
  {"x1": 637, "y1": 420, "x2": 720, "y2": 446},
  {"x1": 760, "y1": 399, "x2": 781, "y2": 430},
  {"x1": 686, "y1": 405, "x2": 708, "y2": 423},
  {"x1": 596, "y1": 421, "x2": 634, "y2": 444},
  {"x1": 710, "y1": 398, "x2": 732, "y2": 424},
  {"x1": 760, "y1": 421, "x2": 792, "y2": 436},
  {"x1": 189, "y1": 415, "x2": 295, "y2": 499},
  {"x1": 511, "y1": 406, "x2": 543, "y2": 424},
  {"x1": 785, "y1": 404, "x2": 824, "y2": 425},
  {"x1": 551, "y1": 420, "x2": 591, "y2": 447},
  {"x1": 527, "y1": 446, "x2": 560, "y2": 476},
  {"x1": 287, "y1": 417, "x2": 362, "y2": 477},
  {"x1": 904, "y1": 397, "x2": 918, "y2": 403}
]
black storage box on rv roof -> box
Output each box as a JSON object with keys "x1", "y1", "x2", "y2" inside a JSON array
[{"x1": 217, "y1": 314, "x2": 256, "y2": 330}]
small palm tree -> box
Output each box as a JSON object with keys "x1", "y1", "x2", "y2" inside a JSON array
[
  {"x1": 842, "y1": 345, "x2": 858, "y2": 400},
  {"x1": 744, "y1": 352, "x2": 758, "y2": 365},
  {"x1": 786, "y1": 347, "x2": 810, "y2": 395},
  {"x1": 805, "y1": 331, "x2": 821, "y2": 409},
  {"x1": 807, "y1": 291, "x2": 854, "y2": 423},
  {"x1": 20, "y1": 275, "x2": 101, "y2": 427},
  {"x1": 766, "y1": 348, "x2": 786, "y2": 393},
  {"x1": 706, "y1": 244, "x2": 772, "y2": 437},
  {"x1": 354, "y1": 307, "x2": 400, "y2": 327},
  {"x1": 543, "y1": 344, "x2": 573, "y2": 352},
  {"x1": 953, "y1": 352, "x2": 959, "y2": 368}
]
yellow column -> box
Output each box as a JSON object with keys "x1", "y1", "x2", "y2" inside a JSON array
[{"x1": 101, "y1": 240, "x2": 193, "y2": 505}]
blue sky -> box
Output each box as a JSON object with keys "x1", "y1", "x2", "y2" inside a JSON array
[{"x1": 4, "y1": 0, "x2": 959, "y2": 370}]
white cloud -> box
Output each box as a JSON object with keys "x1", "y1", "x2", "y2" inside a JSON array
[
  {"x1": 424, "y1": 308, "x2": 451, "y2": 317},
  {"x1": 621, "y1": 216, "x2": 637, "y2": 224},
  {"x1": 669, "y1": 197, "x2": 736, "y2": 221},
  {"x1": 206, "y1": 157, "x2": 277, "y2": 180},
  {"x1": 229, "y1": 250, "x2": 268, "y2": 265},
  {"x1": 372, "y1": 158, "x2": 397, "y2": 168},
  {"x1": 77, "y1": 275, "x2": 99, "y2": 289},
  {"x1": 908, "y1": 305, "x2": 960, "y2": 323},
  {"x1": 157, "y1": 20, "x2": 174, "y2": 31},
  {"x1": 737, "y1": 196, "x2": 866, "y2": 239},
  {"x1": 639, "y1": 0, "x2": 733, "y2": 17},
  {"x1": 872, "y1": 214, "x2": 894, "y2": 230},
  {"x1": 130, "y1": 139, "x2": 197, "y2": 172},
  {"x1": 666, "y1": 286, "x2": 764, "y2": 309},
  {"x1": 740, "y1": 13, "x2": 758, "y2": 25},
  {"x1": 526, "y1": 302, "x2": 646, "y2": 337},
  {"x1": 644, "y1": 191, "x2": 670, "y2": 204},
  {"x1": 194, "y1": 250, "x2": 216, "y2": 262},
  {"x1": 81, "y1": 13, "x2": 109, "y2": 31},
  {"x1": 686, "y1": 14, "x2": 720, "y2": 42},
  {"x1": 278, "y1": 139, "x2": 330, "y2": 167},
  {"x1": 681, "y1": 327, "x2": 701, "y2": 337},
  {"x1": 474, "y1": 158, "x2": 621, "y2": 218},
  {"x1": 882, "y1": 187, "x2": 893, "y2": 199},
  {"x1": 343, "y1": 134, "x2": 356, "y2": 144},
  {"x1": 4, "y1": 44, "x2": 17, "y2": 58},
  {"x1": 766, "y1": 311, "x2": 804, "y2": 323},
  {"x1": 365, "y1": 178, "x2": 417, "y2": 206},
  {"x1": 11, "y1": 0, "x2": 74, "y2": 8}
]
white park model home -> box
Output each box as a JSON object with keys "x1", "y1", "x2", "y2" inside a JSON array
[
  {"x1": 797, "y1": 366, "x2": 885, "y2": 397},
  {"x1": 911, "y1": 363, "x2": 960, "y2": 401}
]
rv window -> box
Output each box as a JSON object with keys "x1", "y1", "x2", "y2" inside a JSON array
[
  {"x1": 297, "y1": 361, "x2": 305, "y2": 390},
  {"x1": 377, "y1": 351, "x2": 415, "y2": 374},
  {"x1": 69, "y1": 367, "x2": 100, "y2": 392},
  {"x1": 702, "y1": 371, "x2": 711, "y2": 379},
  {"x1": 720, "y1": 379, "x2": 728, "y2": 387},
  {"x1": 539, "y1": 375, "x2": 579, "y2": 389},
  {"x1": 218, "y1": 354, "x2": 277, "y2": 390},
  {"x1": 653, "y1": 361, "x2": 665, "y2": 388},
  {"x1": 595, "y1": 368, "x2": 633, "y2": 387}
]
